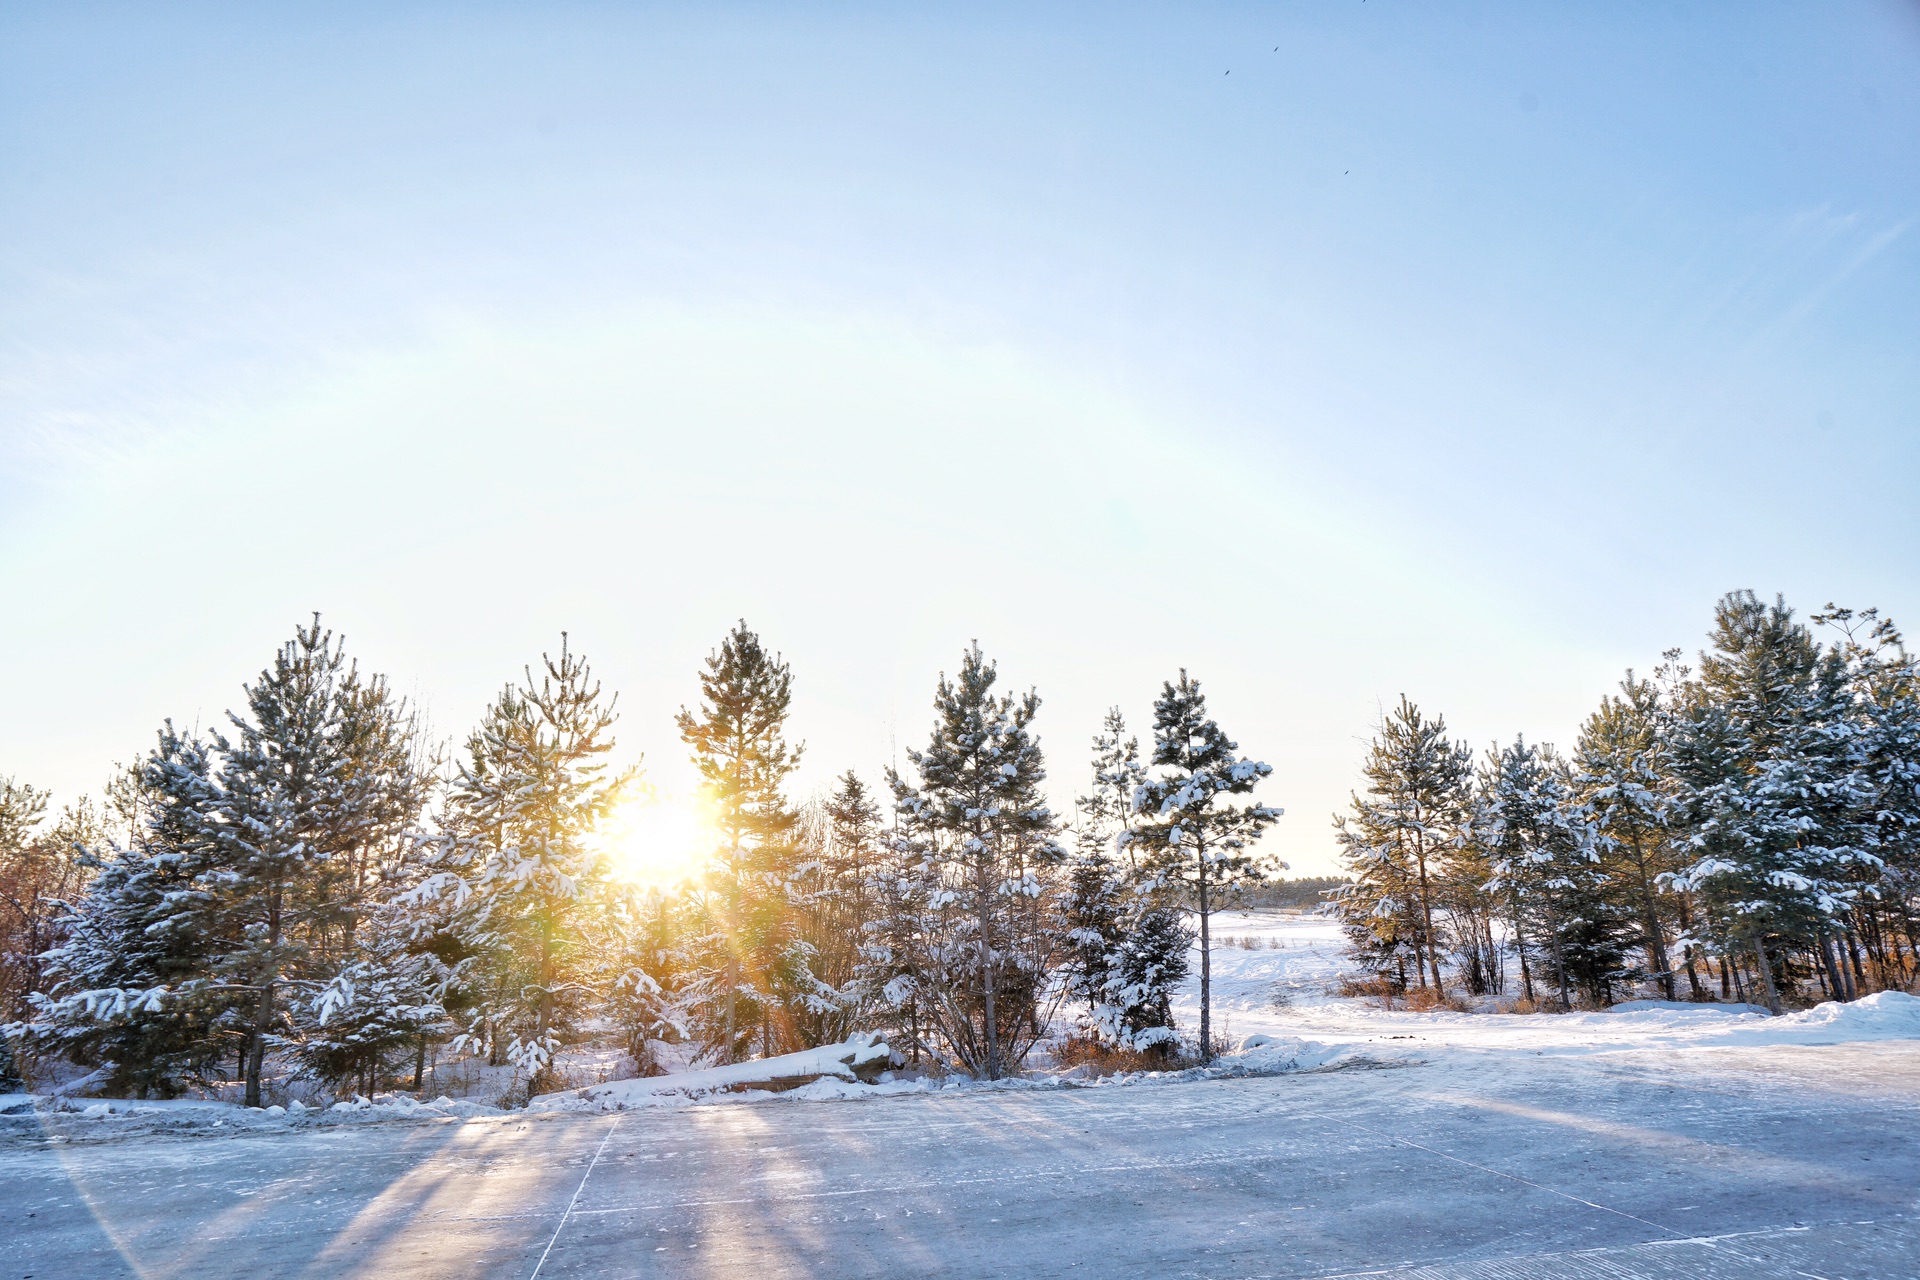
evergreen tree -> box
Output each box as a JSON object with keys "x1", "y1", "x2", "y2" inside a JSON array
[
  {"x1": 888, "y1": 643, "x2": 1065, "y2": 1079},
  {"x1": 430, "y1": 636, "x2": 634, "y2": 1094},
  {"x1": 295, "y1": 951, "x2": 451, "y2": 1099},
  {"x1": 22, "y1": 728, "x2": 226, "y2": 1096},
  {"x1": 1665, "y1": 592, "x2": 1874, "y2": 1013},
  {"x1": 1575, "y1": 674, "x2": 1689, "y2": 1000},
  {"x1": 1065, "y1": 710, "x2": 1189, "y2": 1053},
  {"x1": 0, "y1": 779, "x2": 54, "y2": 1021},
  {"x1": 1478, "y1": 737, "x2": 1631, "y2": 1009},
  {"x1": 784, "y1": 772, "x2": 882, "y2": 1048},
  {"x1": 1333, "y1": 697, "x2": 1468, "y2": 997},
  {"x1": 676, "y1": 621, "x2": 808, "y2": 1061},
  {"x1": 193, "y1": 618, "x2": 429, "y2": 1107},
  {"x1": 1817, "y1": 605, "x2": 1920, "y2": 995},
  {"x1": 602, "y1": 882, "x2": 685, "y2": 1076},
  {"x1": 1128, "y1": 671, "x2": 1280, "y2": 1061}
]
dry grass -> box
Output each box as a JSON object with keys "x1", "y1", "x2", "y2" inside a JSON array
[
  {"x1": 1332, "y1": 976, "x2": 1468, "y2": 1012},
  {"x1": 1401, "y1": 987, "x2": 1470, "y2": 1013},
  {"x1": 1052, "y1": 1036, "x2": 1187, "y2": 1076}
]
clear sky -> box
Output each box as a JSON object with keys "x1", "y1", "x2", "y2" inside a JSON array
[{"x1": 3, "y1": 3, "x2": 1916, "y2": 874}]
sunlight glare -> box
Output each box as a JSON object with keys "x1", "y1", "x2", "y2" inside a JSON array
[{"x1": 599, "y1": 791, "x2": 713, "y2": 887}]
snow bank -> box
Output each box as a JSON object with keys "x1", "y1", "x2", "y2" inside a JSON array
[
  {"x1": 1227, "y1": 1038, "x2": 1364, "y2": 1074},
  {"x1": 1607, "y1": 999, "x2": 1773, "y2": 1016},
  {"x1": 530, "y1": 1033, "x2": 893, "y2": 1112},
  {"x1": 1773, "y1": 991, "x2": 1920, "y2": 1036}
]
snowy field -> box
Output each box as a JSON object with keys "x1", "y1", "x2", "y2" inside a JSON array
[{"x1": 7, "y1": 911, "x2": 1920, "y2": 1278}]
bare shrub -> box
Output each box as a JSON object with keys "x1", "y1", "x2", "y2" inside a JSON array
[
  {"x1": 1053, "y1": 1036, "x2": 1187, "y2": 1076},
  {"x1": 1401, "y1": 987, "x2": 1468, "y2": 1013}
]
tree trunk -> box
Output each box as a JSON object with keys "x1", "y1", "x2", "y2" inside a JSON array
[
  {"x1": 1816, "y1": 931, "x2": 1846, "y2": 1003},
  {"x1": 245, "y1": 981, "x2": 272, "y2": 1109},
  {"x1": 1548, "y1": 924, "x2": 1571, "y2": 1013},
  {"x1": 1413, "y1": 837, "x2": 1443, "y2": 993},
  {"x1": 245, "y1": 888, "x2": 284, "y2": 1110},
  {"x1": 1683, "y1": 944, "x2": 1706, "y2": 1001},
  {"x1": 1749, "y1": 933, "x2": 1781, "y2": 1015},
  {"x1": 1197, "y1": 864, "x2": 1213, "y2": 1062},
  {"x1": 978, "y1": 841, "x2": 999, "y2": 1081},
  {"x1": 1629, "y1": 831, "x2": 1675, "y2": 1000}
]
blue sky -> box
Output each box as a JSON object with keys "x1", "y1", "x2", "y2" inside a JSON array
[{"x1": 3, "y1": 3, "x2": 1916, "y2": 873}]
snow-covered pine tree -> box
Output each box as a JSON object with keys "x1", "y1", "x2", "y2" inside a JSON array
[
  {"x1": 21, "y1": 728, "x2": 226, "y2": 1096},
  {"x1": 1816, "y1": 605, "x2": 1920, "y2": 994},
  {"x1": 197, "y1": 618, "x2": 433, "y2": 1107},
  {"x1": 1064, "y1": 709, "x2": 1189, "y2": 1054},
  {"x1": 1333, "y1": 697, "x2": 1467, "y2": 998},
  {"x1": 784, "y1": 772, "x2": 881, "y2": 1048},
  {"x1": 1665, "y1": 593, "x2": 1877, "y2": 1014},
  {"x1": 1062, "y1": 841, "x2": 1126, "y2": 1039},
  {"x1": 429, "y1": 636, "x2": 634, "y2": 1094},
  {"x1": 1574, "y1": 674, "x2": 1689, "y2": 1000},
  {"x1": 1478, "y1": 737, "x2": 1631, "y2": 1009},
  {"x1": 1435, "y1": 817, "x2": 1503, "y2": 999},
  {"x1": 294, "y1": 950, "x2": 451, "y2": 1099},
  {"x1": 676, "y1": 621, "x2": 809, "y2": 1062},
  {"x1": 1128, "y1": 671, "x2": 1280, "y2": 1061},
  {"x1": 602, "y1": 881, "x2": 685, "y2": 1076},
  {"x1": 887, "y1": 643, "x2": 1065, "y2": 1079},
  {"x1": 856, "y1": 782, "x2": 934, "y2": 1064}
]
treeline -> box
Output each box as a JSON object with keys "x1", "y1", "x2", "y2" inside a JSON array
[
  {"x1": 0, "y1": 620, "x2": 1282, "y2": 1102},
  {"x1": 1336, "y1": 591, "x2": 1920, "y2": 1014}
]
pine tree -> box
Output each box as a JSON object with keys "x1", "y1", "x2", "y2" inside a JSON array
[
  {"x1": 888, "y1": 643, "x2": 1064, "y2": 1079},
  {"x1": 1128, "y1": 671, "x2": 1280, "y2": 1061},
  {"x1": 0, "y1": 777, "x2": 53, "y2": 1022},
  {"x1": 1478, "y1": 737, "x2": 1630, "y2": 1010},
  {"x1": 1065, "y1": 710, "x2": 1189, "y2": 1053},
  {"x1": 1575, "y1": 674, "x2": 1688, "y2": 999},
  {"x1": 784, "y1": 772, "x2": 882, "y2": 1048},
  {"x1": 602, "y1": 882, "x2": 685, "y2": 1076},
  {"x1": 676, "y1": 621, "x2": 808, "y2": 1061},
  {"x1": 295, "y1": 951, "x2": 451, "y2": 1099},
  {"x1": 1333, "y1": 697, "x2": 1467, "y2": 998},
  {"x1": 431, "y1": 636, "x2": 634, "y2": 1094},
  {"x1": 1665, "y1": 593, "x2": 1875, "y2": 1013},
  {"x1": 857, "y1": 788, "x2": 934, "y2": 1064},
  {"x1": 190, "y1": 618, "x2": 431, "y2": 1107},
  {"x1": 1817, "y1": 605, "x2": 1920, "y2": 994},
  {"x1": 22, "y1": 728, "x2": 226, "y2": 1097}
]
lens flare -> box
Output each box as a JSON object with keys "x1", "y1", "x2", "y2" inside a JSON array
[{"x1": 598, "y1": 791, "x2": 712, "y2": 887}]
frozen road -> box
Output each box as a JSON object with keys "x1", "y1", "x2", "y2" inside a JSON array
[{"x1": 7, "y1": 1042, "x2": 1919, "y2": 1279}]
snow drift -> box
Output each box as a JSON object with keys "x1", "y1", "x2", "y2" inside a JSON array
[{"x1": 530, "y1": 1033, "x2": 893, "y2": 1112}]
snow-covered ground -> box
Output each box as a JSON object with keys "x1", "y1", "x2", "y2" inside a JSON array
[
  {"x1": 8, "y1": 1025, "x2": 1919, "y2": 1277},
  {"x1": 1178, "y1": 910, "x2": 1920, "y2": 1057}
]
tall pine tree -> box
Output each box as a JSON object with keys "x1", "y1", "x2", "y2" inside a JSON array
[
  {"x1": 1128, "y1": 671, "x2": 1279, "y2": 1061},
  {"x1": 888, "y1": 644, "x2": 1064, "y2": 1078},
  {"x1": 677, "y1": 621, "x2": 809, "y2": 1061}
]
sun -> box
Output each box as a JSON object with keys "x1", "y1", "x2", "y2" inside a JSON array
[{"x1": 598, "y1": 790, "x2": 714, "y2": 887}]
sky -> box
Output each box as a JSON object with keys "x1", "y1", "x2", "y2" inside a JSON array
[{"x1": 2, "y1": 3, "x2": 1917, "y2": 875}]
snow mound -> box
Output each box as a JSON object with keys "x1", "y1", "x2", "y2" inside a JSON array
[
  {"x1": 1225, "y1": 1038, "x2": 1361, "y2": 1074},
  {"x1": 1608, "y1": 999, "x2": 1772, "y2": 1017},
  {"x1": 421, "y1": 1097, "x2": 505, "y2": 1118},
  {"x1": 531, "y1": 1033, "x2": 893, "y2": 1112},
  {"x1": 1777, "y1": 991, "x2": 1920, "y2": 1036}
]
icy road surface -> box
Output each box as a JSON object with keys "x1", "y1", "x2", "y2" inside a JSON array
[{"x1": 6, "y1": 914, "x2": 1918, "y2": 1278}]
